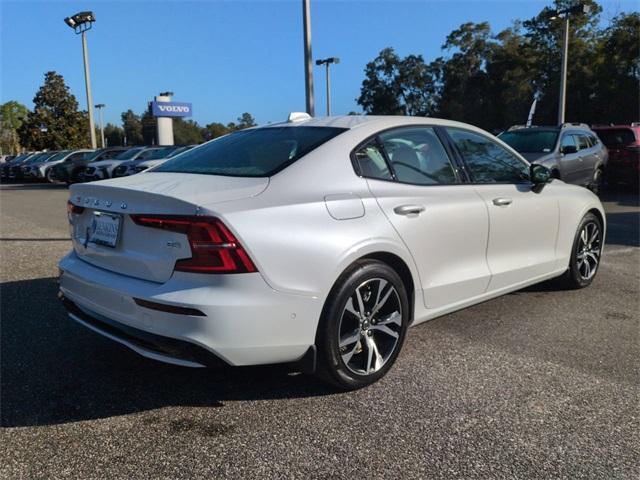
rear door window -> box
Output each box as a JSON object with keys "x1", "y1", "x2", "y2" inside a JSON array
[
  {"x1": 576, "y1": 135, "x2": 590, "y2": 150},
  {"x1": 379, "y1": 127, "x2": 458, "y2": 185}
]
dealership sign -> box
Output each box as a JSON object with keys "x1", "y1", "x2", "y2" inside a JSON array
[{"x1": 151, "y1": 101, "x2": 193, "y2": 117}]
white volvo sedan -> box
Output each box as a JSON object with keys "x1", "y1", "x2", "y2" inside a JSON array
[{"x1": 59, "y1": 115, "x2": 605, "y2": 389}]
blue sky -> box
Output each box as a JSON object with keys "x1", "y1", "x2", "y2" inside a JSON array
[{"x1": 1, "y1": 0, "x2": 636, "y2": 126}]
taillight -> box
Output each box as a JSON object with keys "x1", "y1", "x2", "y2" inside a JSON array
[
  {"x1": 130, "y1": 215, "x2": 257, "y2": 274},
  {"x1": 67, "y1": 200, "x2": 85, "y2": 223}
]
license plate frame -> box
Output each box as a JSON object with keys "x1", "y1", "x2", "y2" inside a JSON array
[{"x1": 88, "y1": 211, "x2": 122, "y2": 248}]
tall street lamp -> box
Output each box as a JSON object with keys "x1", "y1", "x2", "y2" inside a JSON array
[
  {"x1": 550, "y1": 3, "x2": 590, "y2": 125},
  {"x1": 64, "y1": 11, "x2": 97, "y2": 149},
  {"x1": 315, "y1": 57, "x2": 340, "y2": 116},
  {"x1": 302, "y1": 0, "x2": 315, "y2": 116},
  {"x1": 95, "y1": 103, "x2": 106, "y2": 148}
]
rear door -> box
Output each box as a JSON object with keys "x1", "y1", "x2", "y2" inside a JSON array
[
  {"x1": 355, "y1": 126, "x2": 491, "y2": 309},
  {"x1": 575, "y1": 133, "x2": 598, "y2": 184},
  {"x1": 445, "y1": 128, "x2": 559, "y2": 292}
]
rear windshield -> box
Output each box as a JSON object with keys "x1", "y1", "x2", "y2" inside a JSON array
[
  {"x1": 498, "y1": 130, "x2": 559, "y2": 153},
  {"x1": 594, "y1": 128, "x2": 636, "y2": 147},
  {"x1": 155, "y1": 126, "x2": 346, "y2": 177}
]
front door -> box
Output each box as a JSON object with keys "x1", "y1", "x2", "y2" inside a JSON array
[{"x1": 445, "y1": 128, "x2": 560, "y2": 291}]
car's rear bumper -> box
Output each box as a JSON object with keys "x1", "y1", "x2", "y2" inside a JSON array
[{"x1": 58, "y1": 251, "x2": 322, "y2": 367}]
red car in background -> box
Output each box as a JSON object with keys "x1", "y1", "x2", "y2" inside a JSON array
[{"x1": 592, "y1": 124, "x2": 640, "y2": 188}]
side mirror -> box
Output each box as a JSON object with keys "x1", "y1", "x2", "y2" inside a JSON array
[
  {"x1": 561, "y1": 145, "x2": 577, "y2": 154},
  {"x1": 530, "y1": 164, "x2": 551, "y2": 192}
]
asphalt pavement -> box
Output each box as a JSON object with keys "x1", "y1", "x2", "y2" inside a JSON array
[{"x1": 1, "y1": 182, "x2": 638, "y2": 479}]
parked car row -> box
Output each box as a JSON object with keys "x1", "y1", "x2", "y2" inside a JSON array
[
  {"x1": 0, "y1": 145, "x2": 197, "y2": 185},
  {"x1": 498, "y1": 122, "x2": 640, "y2": 192}
]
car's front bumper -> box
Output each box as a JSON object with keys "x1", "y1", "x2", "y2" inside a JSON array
[{"x1": 58, "y1": 251, "x2": 322, "y2": 367}]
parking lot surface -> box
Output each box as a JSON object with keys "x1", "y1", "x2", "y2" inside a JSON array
[{"x1": 1, "y1": 183, "x2": 638, "y2": 479}]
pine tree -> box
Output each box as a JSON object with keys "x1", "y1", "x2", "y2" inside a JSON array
[{"x1": 18, "y1": 71, "x2": 89, "y2": 150}]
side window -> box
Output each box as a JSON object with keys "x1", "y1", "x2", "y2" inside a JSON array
[
  {"x1": 561, "y1": 134, "x2": 576, "y2": 150},
  {"x1": 379, "y1": 127, "x2": 457, "y2": 185},
  {"x1": 576, "y1": 135, "x2": 590, "y2": 150},
  {"x1": 447, "y1": 128, "x2": 530, "y2": 184},
  {"x1": 353, "y1": 141, "x2": 393, "y2": 181}
]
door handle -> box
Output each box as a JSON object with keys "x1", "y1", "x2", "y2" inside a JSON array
[
  {"x1": 393, "y1": 204, "x2": 425, "y2": 216},
  {"x1": 492, "y1": 197, "x2": 512, "y2": 207}
]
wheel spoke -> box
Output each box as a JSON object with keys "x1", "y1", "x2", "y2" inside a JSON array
[
  {"x1": 373, "y1": 279, "x2": 388, "y2": 310},
  {"x1": 339, "y1": 328, "x2": 360, "y2": 348},
  {"x1": 365, "y1": 335, "x2": 383, "y2": 374},
  {"x1": 370, "y1": 324, "x2": 399, "y2": 339},
  {"x1": 583, "y1": 258, "x2": 592, "y2": 278},
  {"x1": 370, "y1": 286, "x2": 393, "y2": 318},
  {"x1": 344, "y1": 297, "x2": 360, "y2": 319},
  {"x1": 341, "y1": 339, "x2": 360, "y2": 364},
  {"x1": 588, "y1": 227, "x2": 599, "y2": 245},
  {"x1": 355, "y1": 288, "x2": 366, "y2": 318},
  {"x1": 580, "y1": 228, "x2": 588, "y2": 244},
  {"x1": 378, "y1": 310, "x2": 401, "y2": 327}
]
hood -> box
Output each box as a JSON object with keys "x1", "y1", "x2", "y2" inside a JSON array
[
  {"x1": 520, "y1": 152, "x2": 556, "y2": 163},
  {"x1": 72, "y1": 172, "x2": 270, "y2": 207}
]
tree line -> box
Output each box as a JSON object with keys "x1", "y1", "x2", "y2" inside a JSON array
[
  {"x1": 357, "y1": 0, "x2": 639, "y2": 132},
  {"x1": 0, "y1": 71, "x2": 257, "y2": 153},
  {"x1": 1, "y1": 0, "x2": 637, "y2": 154}
]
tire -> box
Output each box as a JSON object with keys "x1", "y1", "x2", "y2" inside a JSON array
[
  {"x1": 45, "y1": 168, "x2": 57, "y2": 183},
  {"x1": 316, "y1": 259, "x2": 410, "y2": 390},
  {"x1": 558, "y1": 213, "x2": 603, "y2": 289},
  {"x1": 589, "y1": 168, "x2": 603, "y2": 196}
]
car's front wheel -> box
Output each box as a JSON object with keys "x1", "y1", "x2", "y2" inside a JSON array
[
  {"x1": 559, "y1": 212, "x2": 603, "y2": 289},
  {"x1": 316, "y1": 260, "x2": 410, "y2": 390}
]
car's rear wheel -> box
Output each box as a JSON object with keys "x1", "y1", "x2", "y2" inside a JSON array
[
  {"x1": 316, "y1": 260, "x2": 409, "y2": 390},
  {"x1": 559, "y1": 213, "x2": 603, "y2": 289}
]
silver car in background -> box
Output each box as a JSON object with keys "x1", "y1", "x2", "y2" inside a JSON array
[{"x1": 499, "y1": 123, "x2": 608, "y2": 193}]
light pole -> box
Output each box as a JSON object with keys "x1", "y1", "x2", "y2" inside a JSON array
[
  {"x1": 550, "y1": 3, "x2": 589, "y2": 125},
  {"x1": 302, "y1": 0, "x2": 315, "y2": 116},
  {"x1": 64, "y1": 11, "x2": 97, "y2": 149},
  {"x1": 315, "y1": 57, "x2": 340, "y2": 116},
  {"x1": 95, "y1": 103, "x2": 106, "y2": 148}
]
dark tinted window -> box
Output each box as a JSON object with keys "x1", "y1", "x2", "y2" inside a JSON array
[
  {"x1": 156, "y1": 127, "x2": 346, "y2": 177},
  {"x1": 576, "y1": 135, "x2": 590, "y2": 150},
  {"x1": 594, "y1": 128, "x2": 637, "y2": 147},
  {"x1": 353, "y1": 141, "x2": 392, "y2": 181},
  {"x1": 380, "y1": 127, "x2": 457, "y2": 185},
  {"x1": 499, "y1": 130, "x2": 558, "y2": 153},
  {"x1": 448, "y1": 128, "x2": 529, "y2": 184}
]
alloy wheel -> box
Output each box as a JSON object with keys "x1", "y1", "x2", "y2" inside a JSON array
[
  {"x1": 576, "y1": 221, "x2": 601, "y2": 281},
  {"x1": 338, "y1": 278, "x2": 402, "y2": 375}
]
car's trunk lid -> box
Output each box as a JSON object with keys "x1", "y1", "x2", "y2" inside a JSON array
[{"x1": 68, "y1": 173, "x2": 268, "y2": 283}]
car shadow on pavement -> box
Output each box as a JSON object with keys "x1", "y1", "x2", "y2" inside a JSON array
[{"x1": 0, "y1": 277, "x2": 335, "y2": 428}]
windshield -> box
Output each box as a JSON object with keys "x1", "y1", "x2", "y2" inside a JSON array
[
  {"x1": 156, "y1": 127, "x2": 346, "y2": 177},
  {"x1": 499, "y1": 130, "x2": 559, "y2": 153},
  {"x1": 594, "y1": 129, "x2": 636, "y2": 147},
  {"x1": 45, "y1": 151, "x2": 71, "y2": 162},
  {"x1": 90, "y1": 149, "x2": 126, "y2": 162},
  {"x1": 167, "y1": 145, "x2": 194, "y2": 158},
  {"x1": 136, "y1": 146, "x2": 180, "y2": 160},
  {"x1": 114, "y1": 147, "x2": 145, "y2": 160}
]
